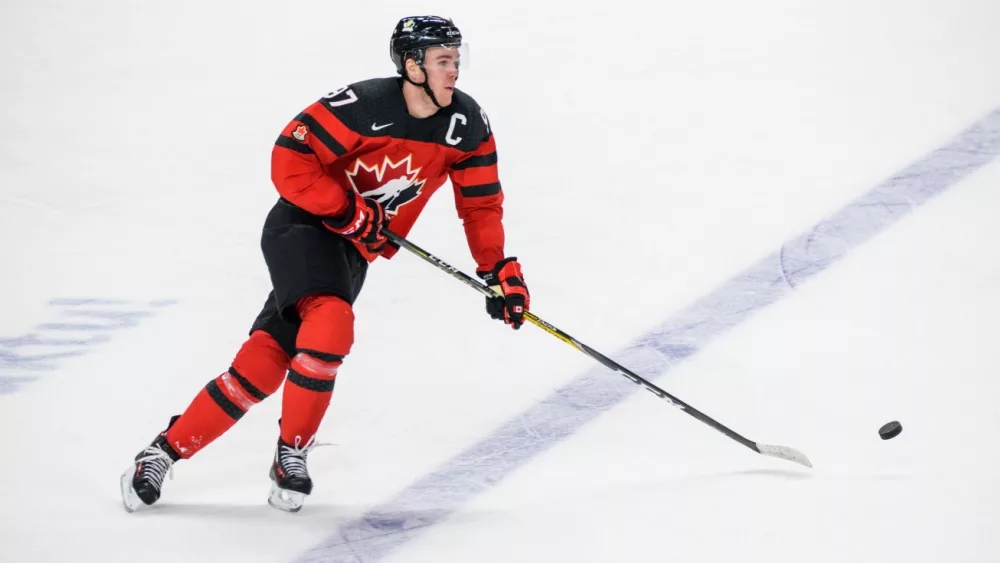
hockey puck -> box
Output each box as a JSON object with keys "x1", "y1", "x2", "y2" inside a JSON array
[{"x1": 878, "y1": 421, "x2": 902, "y2": 440}]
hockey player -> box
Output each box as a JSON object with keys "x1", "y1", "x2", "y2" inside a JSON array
[{"x1": 120, "y1": 15, "x2": 530, "y2": 513}]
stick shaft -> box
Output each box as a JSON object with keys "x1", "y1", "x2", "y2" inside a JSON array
[{"x1": 384, "y1": 230, "x2": 759, "y2": 451}]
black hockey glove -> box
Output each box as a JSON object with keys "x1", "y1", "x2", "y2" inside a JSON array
[{"x1": 476, "y1": 257, "x2": 530, "y2": 329}]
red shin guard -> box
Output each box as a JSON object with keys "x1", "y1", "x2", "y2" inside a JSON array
[
  {"x1": 280, "y1": 295, "x2": 354, "y2": 445},
  {"x1": 166, "y1": 330, "x2": 290, "y2": 458}
]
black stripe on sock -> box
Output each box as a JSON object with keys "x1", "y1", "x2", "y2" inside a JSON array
[
  {"x1": 297, "y1": 348, "x2": 346, "y2": 363},
  {"x1": 206, "y1": 380, "x2": 246, "y2": 421},
  {"x1": 287, "y1": 369, "x2": 336, "y2": 393},
  {"x1": 228, "y1": 367, "x2": 268, "y2": 401}
]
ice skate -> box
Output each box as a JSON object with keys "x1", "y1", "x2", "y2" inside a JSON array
[
  {"x1": 267, "y1": 436, "x2": 316, "y2": 513},
  {"x1": 120, "y1": 416, "x2": 182, "y2": 512}
]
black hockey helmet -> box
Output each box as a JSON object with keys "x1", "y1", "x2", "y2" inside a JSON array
[{"x1": 389, "y1": 16, "x2": 463, "y2": 75}]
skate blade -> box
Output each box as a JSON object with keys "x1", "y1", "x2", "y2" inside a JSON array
[
  {"x1": 120, "y1": 465, "x2": 145, "y2": 513},
  {"x1": 268, "y1": 482, "x2": 306, "y2": 513}
]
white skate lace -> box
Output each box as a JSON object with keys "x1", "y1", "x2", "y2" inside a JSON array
[
  {"x1": 136, "y1": 445, "x2": 175, "y2": 491},
  {"x1": 279, "y1": 436, "x2": 330, "y2": 478}
]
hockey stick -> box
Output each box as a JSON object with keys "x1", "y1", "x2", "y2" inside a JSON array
[{"x1": 384, "y1": 230, "x2": 812, "y2": 469}]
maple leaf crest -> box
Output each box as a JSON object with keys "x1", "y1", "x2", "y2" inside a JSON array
[{"x1": 345, "y1": 154, "x2": 426, "y2": 216}]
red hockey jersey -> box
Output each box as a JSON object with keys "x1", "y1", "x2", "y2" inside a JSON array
[{"x1": 270, "y1": 77, "x2": 505, "y2": 272}]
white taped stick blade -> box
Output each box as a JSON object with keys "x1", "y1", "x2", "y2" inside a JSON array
[{"x1": 756, "y1": 444, "x2": 813, "y2": 468}]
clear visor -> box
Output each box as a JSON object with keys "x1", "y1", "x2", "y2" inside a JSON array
[{"x1": 422, "y1": 43, "x2": 470, "y2": 73}]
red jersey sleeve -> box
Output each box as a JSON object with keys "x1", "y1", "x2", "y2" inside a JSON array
[
  {"x1": 271, "y1": 100, "x2": 362, "y2": 217},
  {"x1": 449, "y1": 133, "x2": 505, "y2": 273}
]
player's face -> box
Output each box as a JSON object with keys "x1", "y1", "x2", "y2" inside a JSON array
[{"x1": 422, "y1": 46, "x2": 460, "y2": 106}]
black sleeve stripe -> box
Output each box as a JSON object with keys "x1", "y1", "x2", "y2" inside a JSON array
[
  {"x1": 296, "y1": 112, "x2": 348, "y2": 156},
  {"x1": 451, "y1": 151, "x2": 498, "y2": 170},
  {"x1": 460, "y1": 182, "x2": 502, "y2": 198},
  {"x1": 275, "y1": 135, "x2": 315, "y2": 154}
]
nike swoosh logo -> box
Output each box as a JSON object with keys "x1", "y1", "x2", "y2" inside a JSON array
[{"x1": 371, "y1": 122, "x2": 394, "y2": 131}]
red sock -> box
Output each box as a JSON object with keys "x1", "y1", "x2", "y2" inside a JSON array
[
  {"x1": 166, "y1": 330, "x2": 289, "y2": 458},
  {"x1": 280, "y1": 295, "x2": 354, "y2": 445}
]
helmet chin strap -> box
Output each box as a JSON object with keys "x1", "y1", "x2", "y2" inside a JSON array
[{"x1": 403, "y1": 65, "x2": 445, "y2": 109}]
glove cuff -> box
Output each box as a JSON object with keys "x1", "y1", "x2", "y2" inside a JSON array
[
  {"x1": 477, "y1": 269, "x2": 497, "y2": 285},
  {"x1": 480, "y1": 256, "x2": 518, "y2": 281},
  {"x1": 479, "y1": 257, "x2": 522, "y2": 301},
  {"x1": 322, "y1": 192, "x2": 361, "y2": 231}
]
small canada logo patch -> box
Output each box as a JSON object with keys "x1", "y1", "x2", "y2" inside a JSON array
[{"x1": 292, "y1": 125, "x2": 309, "y2": 142}]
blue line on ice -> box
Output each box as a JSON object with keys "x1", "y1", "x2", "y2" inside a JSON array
[
  {"x1": 0, "y1": 299, "x2": 177, "y2": 394},
  {"x1": 296, "y1": 109, "x2": 1000, "y2": 563}
]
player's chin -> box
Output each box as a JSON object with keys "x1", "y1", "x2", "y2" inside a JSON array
[{"x1": 437, "y1": 87, "x2": 455, "y2": 105}]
